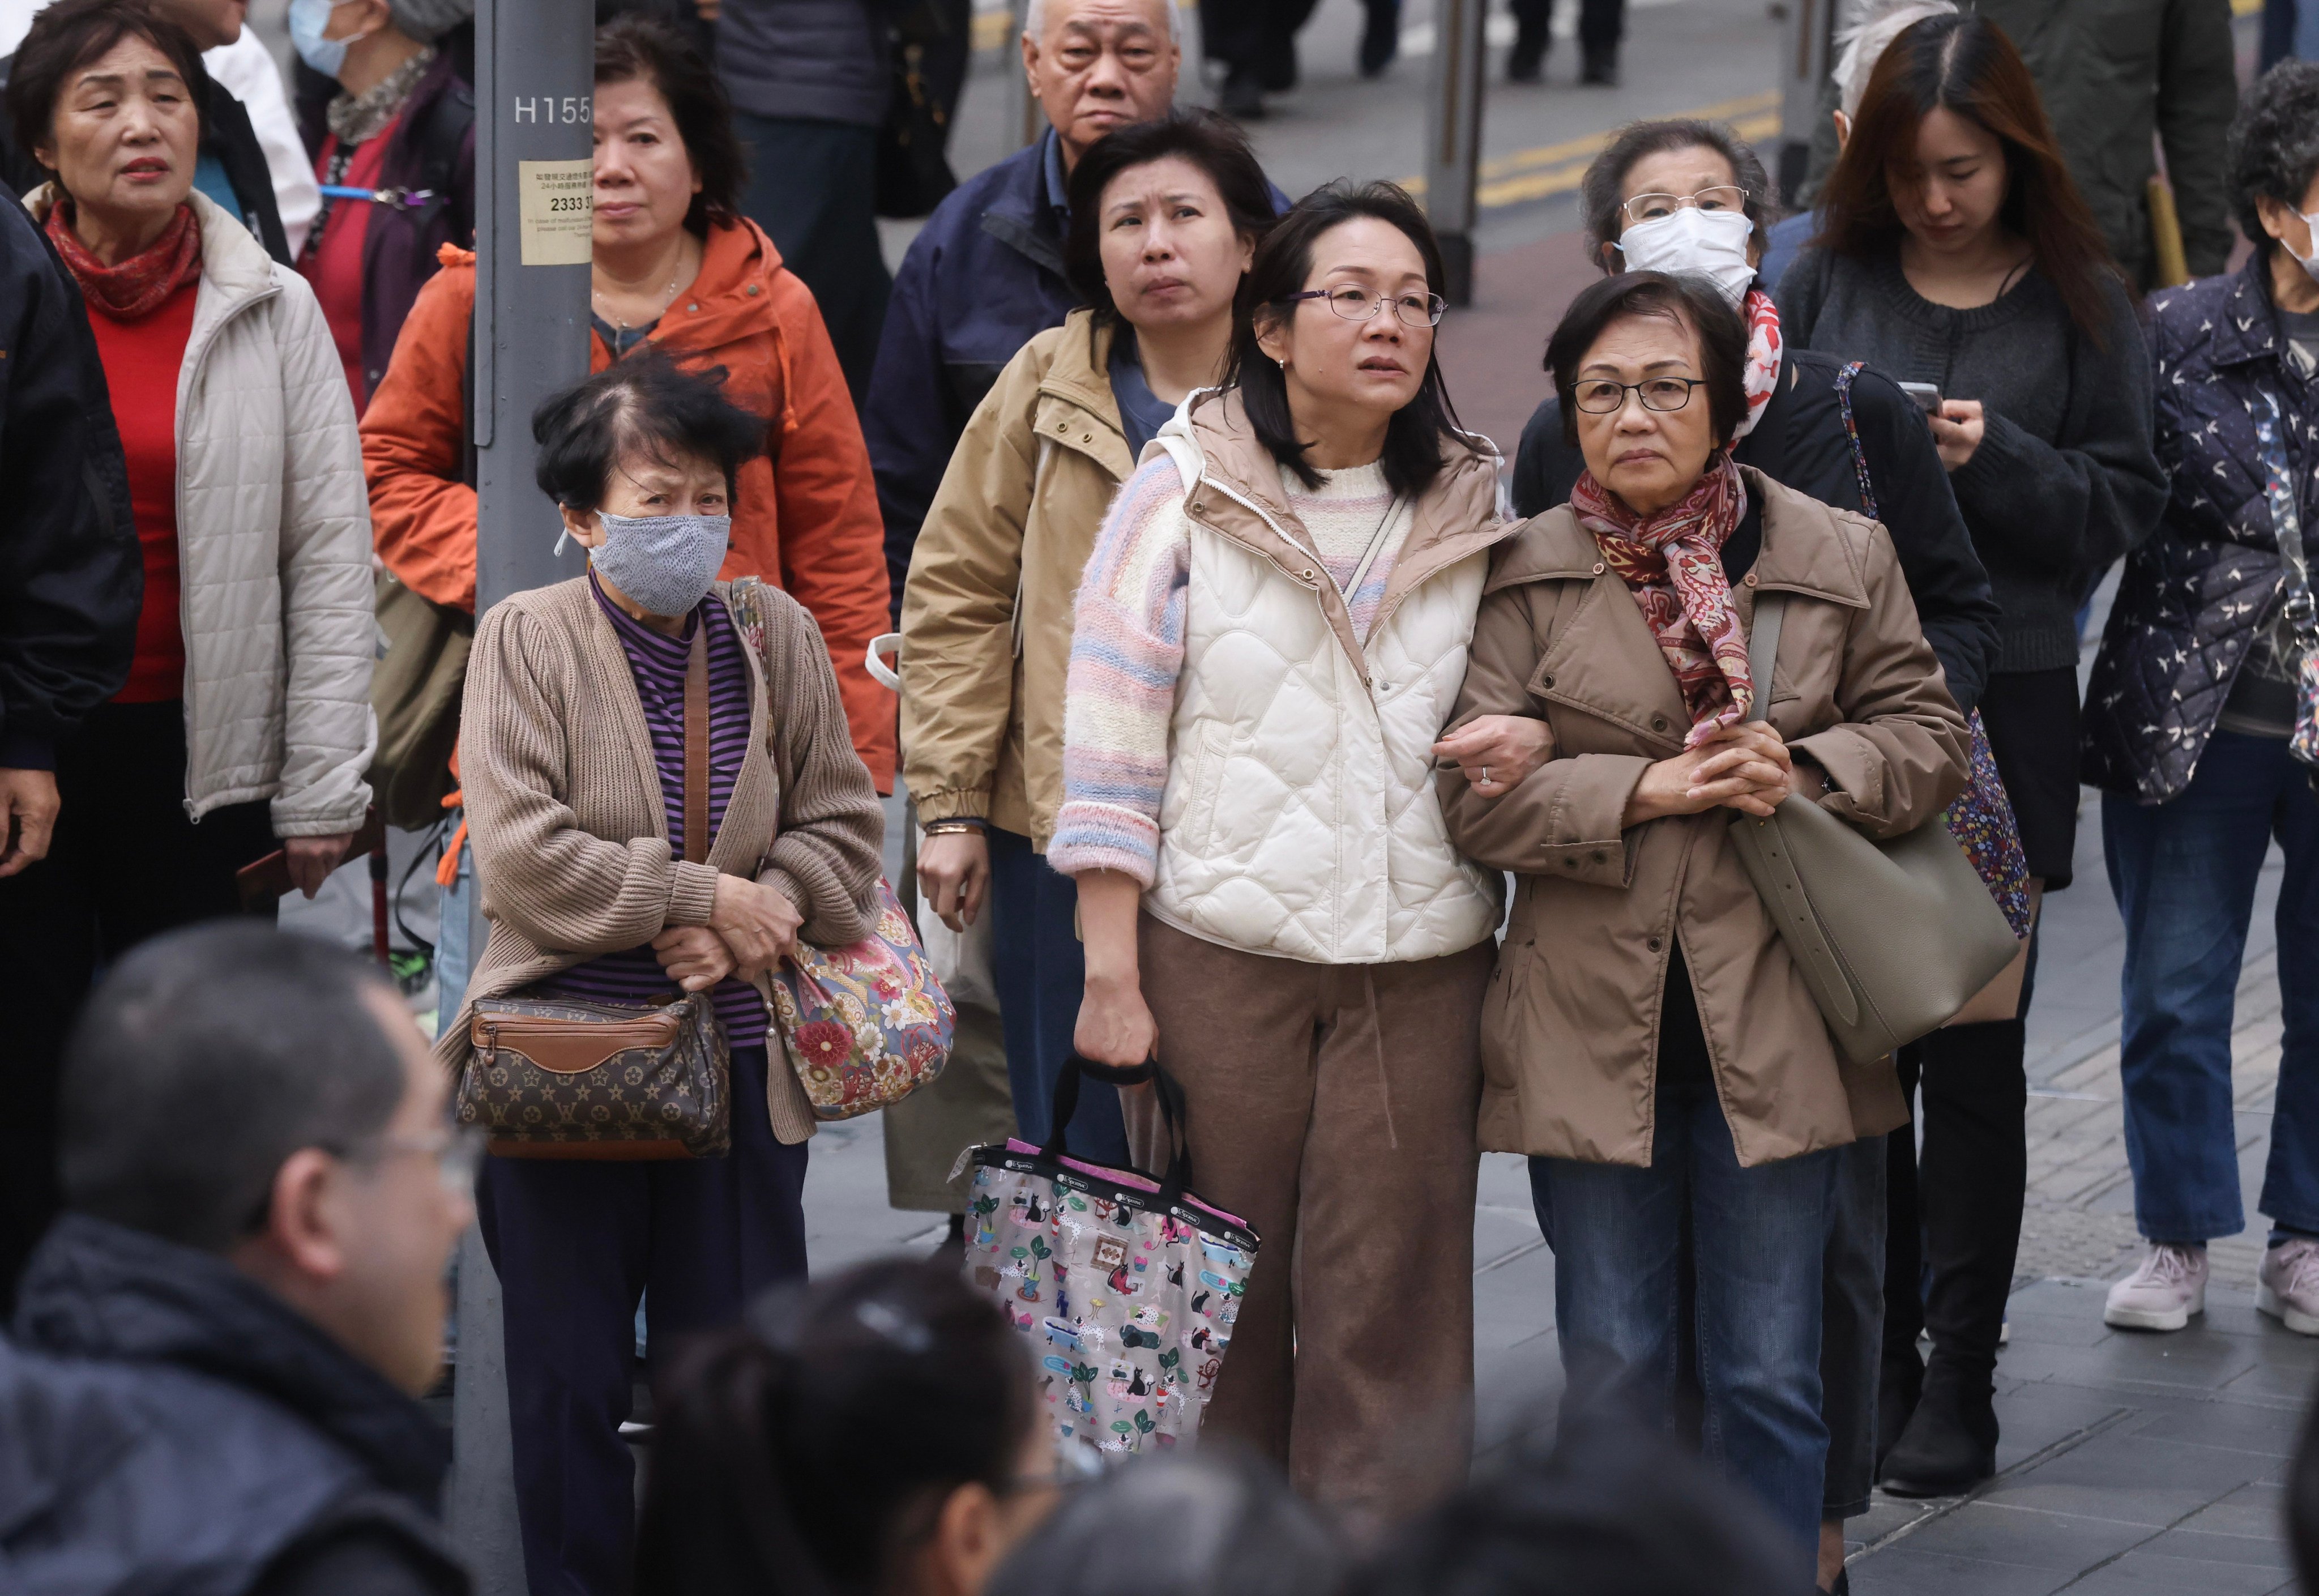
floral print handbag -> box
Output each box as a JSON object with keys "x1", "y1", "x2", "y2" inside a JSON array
[
  {"x1": 963, "y1": 1057, "x2": 1259, "y2": 1466},
  {"x1": 767, "y1": 877, "x2": 955, "y2": 1120}
]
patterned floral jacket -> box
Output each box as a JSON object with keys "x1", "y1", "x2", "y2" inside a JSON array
[{"x1": 2083, "y1": 258, "x2": 2319, "y2": 803}]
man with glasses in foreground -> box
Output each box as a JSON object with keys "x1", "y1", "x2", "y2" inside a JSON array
[{"x1": 0, "y1": 922, "x2": 476, "y2": 1596}]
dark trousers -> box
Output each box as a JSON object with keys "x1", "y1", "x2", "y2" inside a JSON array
[
  {"x1": 986, "y1": 825, "x2": 1128, "y2": 1167},
  {"x1": 1885, "y1": 1007, "x2": 2032, "y2": 1402},
  {"x1": 0, "y1": 699, "x2": 275, "y2": 1313},
  {"x1": 730, "y1": 112, "x2": 891, "y2": 404},
  {"x1": 478, "y1": 1044, "x2": 808, "y2": 1596},
  {"x1": 1510, "y1": 0, "x2": 1625, "y2": 56}
]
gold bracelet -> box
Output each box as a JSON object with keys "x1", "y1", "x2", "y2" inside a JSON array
[{"x1": 922, "y1": 819, "x2": 985, "y2": 836}]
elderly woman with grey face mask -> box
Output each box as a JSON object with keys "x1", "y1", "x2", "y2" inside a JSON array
[
  {"x1": 1504, "y1": 115, "x2": 2001, "y2": 1590},
  {"x1": 441, "y1": 350, "x2": 884, "y2": 1596}
]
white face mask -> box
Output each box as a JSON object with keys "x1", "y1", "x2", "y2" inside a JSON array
[
  {"x1": 1615, "y1": 207, "x2": 1758, "y2": 304},
  {"x1": 2289, "y1": 208, "x2": 2319, "y2": 285}
]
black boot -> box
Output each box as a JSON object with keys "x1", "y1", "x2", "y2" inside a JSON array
[
  {"x1": 1876, "y1": 1347, "x2": 1923, "y2": 1474},
  {"x1": 1507, "y1": 26, "x2": 1547, "y2": 82},
  {"x1": 1220, "y1": 65, "x2": 1267, "y2": 120},
  {"x1": 1579, "y1": 42, "x2": 1618, "y2": 83},
  {"x1": 1878, "y1": 1362, "x2": 1998, "y2": 1496},
  {"x1": 1359, "y1": 0, "x2": 1399, "y2": 75}
]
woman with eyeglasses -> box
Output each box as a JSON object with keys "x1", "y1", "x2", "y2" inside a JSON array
[
  {"x1": 1779, "y1": 13, "x2": 2165, "y2": 1497},
  {"x1": 1442, "y1": 270, "x2": 1969, "y2": 1570},
  {"x1": 1051, "y1": 181, "x2": 1539, "y2": 1520}
]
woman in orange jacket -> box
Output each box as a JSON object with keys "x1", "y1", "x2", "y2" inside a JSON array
[{"x1": 361, "y1": 13, "x2": 894, "y2": 813}]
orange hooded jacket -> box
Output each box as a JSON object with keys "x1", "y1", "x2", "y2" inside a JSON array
[{"x1": 361, "y1": 221, "x2": 895, "y2": 790}]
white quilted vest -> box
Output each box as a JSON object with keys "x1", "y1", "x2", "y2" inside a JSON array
[{"x1": 1143, "y1": 430, "x2": 1504, "y2": 965}]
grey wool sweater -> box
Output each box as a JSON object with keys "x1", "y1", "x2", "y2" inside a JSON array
[
  {"x1": 1776, "y1": 247, "x2": 2167, "y2": 674},
  {"x1": 439, "y1": 575, "x2": 886, "y2": 1143}
]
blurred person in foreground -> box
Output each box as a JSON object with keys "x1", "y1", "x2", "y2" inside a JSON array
[
  {"x1": 635, "y1": 1258, "x2": 1056, "y2": 1596},
  {"x1": 864, "y1": 0, "x2": 1180, "y2": 626},
  {"x1": 442, "y1": 349, "x2": 885, "y2": 1596},
  {"x1": 2080, "y1": 59, "x2": 2319, "y2": 1346},
  {"x1": 0, "y1": 923, "x2": 475, "y2": 1596},
  {"x1": 1779, "y1": 11, "x2": 2165, "y2": 1493},
  {"x1": 985, "y1": 1449, "x2": 1342, "y2": 1596},
  {"x1": 1443, "y1": 269, "x2": 1970, "y2": 1561},
  {"x1": 0, "y1": 0, "x2": 294, "y2": 261},
  {"x1": 1349, "y1": 1408, "x2": 1800, "y2": 1596},
  {"x1": 0, "y1": 0, "x2": 375, "y2": 1304},
  {"x1": 289, "y1": 0, "x2": 475, "y2": 414},
  {"x1": 902, "y1": 109, "x2": 1276, "y2": 1171}
]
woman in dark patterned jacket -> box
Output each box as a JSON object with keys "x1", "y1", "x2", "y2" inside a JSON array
[{"x1": 2081, "y1": 59, "x2": 2319, "y2": 1344}]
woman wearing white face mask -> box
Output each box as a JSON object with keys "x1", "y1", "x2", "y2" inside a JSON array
[{"x1": 441, "y1": 349, "x2": 885, "y2": 1596}]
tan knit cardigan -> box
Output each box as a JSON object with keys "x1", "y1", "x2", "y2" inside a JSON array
[{"x1": 435, "y1": 576, "x2": 886, "y2": 1143}]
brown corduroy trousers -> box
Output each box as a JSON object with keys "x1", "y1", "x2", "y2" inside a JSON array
[{"x1": 1139, "y1": 913, "x2": 1494, "y2": 1522}]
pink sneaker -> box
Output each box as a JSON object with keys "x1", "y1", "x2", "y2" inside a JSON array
[
  {"x1": 2260, "y1": 1239, "x2": 2319, "y2": 1335},
  {"x1": 2103, "y1": 1243, "x2": 2207, "y2": 1331}
]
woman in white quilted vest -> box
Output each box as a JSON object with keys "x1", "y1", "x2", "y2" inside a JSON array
[
  {"x1": 0, "y1": 0, "x2": 372, "y2": 1227},
  {"x1": 1051, "y1": 181, "x2": 1547, "y2": 1518}
]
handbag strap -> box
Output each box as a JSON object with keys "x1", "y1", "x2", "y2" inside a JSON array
[
  {"x1": 1834, "y1": 361, "x2": 1880, "y2": 521},
  {"x1": 1743, "y1": 590, "x2": 1787, "y2": 721},
  {"x1": 1047, "y1": 1054, "x2": 1193, "y2": 1207},
  {"x1": 682, "y1": 618, "x2": 708, "y2": 865},
  {"x1": 2257, "y1": 391, "x2": 2319, "y2": 658}
]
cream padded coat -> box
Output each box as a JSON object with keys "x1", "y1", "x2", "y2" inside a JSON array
[{"x1": 27, "y1": 186, "x2": 375, "y2": 835}]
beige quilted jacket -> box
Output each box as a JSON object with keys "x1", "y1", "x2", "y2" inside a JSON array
[{"x1": 27, "y1": 186, "x2": 374, "y2": 835}]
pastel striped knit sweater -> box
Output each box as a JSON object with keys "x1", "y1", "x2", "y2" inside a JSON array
[{"x1": 1050, "y1": 455, "x2": 1412, "y2": 882}]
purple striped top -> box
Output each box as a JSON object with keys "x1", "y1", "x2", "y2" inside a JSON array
[{"x1": 549, "y1": 574, "x2": 767, "y2": 1047}]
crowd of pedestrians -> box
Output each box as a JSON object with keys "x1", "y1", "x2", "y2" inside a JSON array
[{"x1": 2, "y1": 0, "x2": 2318, "y2": 1593}]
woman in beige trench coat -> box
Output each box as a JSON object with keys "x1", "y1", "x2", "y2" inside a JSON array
[{"x1": 1438, "y1": 270, "x2": 1968, "y2": 1569}]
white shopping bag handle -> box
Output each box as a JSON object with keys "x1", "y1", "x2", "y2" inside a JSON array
[{"x1": 867, "y1": 632, "x2": 901, "y2": 691}]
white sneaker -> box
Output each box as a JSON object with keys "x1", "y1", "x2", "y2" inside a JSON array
[
  {"x1": 2259, "y1": 1239, "x2": 2319, "y2": 1334},
  {"x1": 2103, "y1": 1243, "x2": 2208, "y2": 1330}
]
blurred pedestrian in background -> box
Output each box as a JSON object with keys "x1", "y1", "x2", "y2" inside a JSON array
[
  {"x1": 0, "y1": 0, "x2": 375, "y2": 1313},
  {"x1": 1507, "y1": 0, "x2": 1621, "y2": 86},
  {"x1": 0, "y1": 124, "x2": 136, "y2": 1316},
  {"x1": 1778, "y1": 10, "x2": 2165, "y2": 1496},
  {"x1": 865, "y1": 0, "x2": 1180, "y2": 630},
  {"x1": 1, "y1": 923, "x2": 474, "y2": 1596},
  {"x1": 203, "y1": 15, "x2": 320, "y2": 256},
  {"x1": 364, "y1": 14, "x2": 892, "y2": 1015},
  {"x1": 985, "y1": 1449, "x2": 1343, "y2": 1596},
  {"x1": 2081, "y1": 60, "x2": 2319, "y2": 1343},
  {"x1": 289, "y1": 0, "x2": 473, "y2": 415},
  {"x1": 0, "y1": 0, "x2": 294, "y2": 261},
  {"x1": 901, "y1": 109, "x2": 1275, "y2": 1172},
  {"x1": 715, "y1": 0, "x2": 891, "y2": 399},
  {"x1": 1059, "y1": 182, "x2": 1542, "y2": 1520},
  {"x1": 445, "y1": 352, "x2": 883, "y2": 1596},
  {"x1": 1513, "y1": 116, "x2": 1996, "y2": 1591},
  {"x1": 635, "y1": 1258, "x2": 1055, "y2": 1596},
  {"x1": 1447, "y1": 270, "x2": 1968, "y2": 1565}
]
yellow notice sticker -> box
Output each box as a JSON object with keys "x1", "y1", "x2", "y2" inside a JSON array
[{"x1": 518, "y1": 159, "x2": 593, "y2": 266}]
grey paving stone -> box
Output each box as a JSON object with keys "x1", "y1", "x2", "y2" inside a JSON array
[
  {"x1": 2136, "y1": 1525, "x2": 2296, "y2": 1571},
  {"x1": 1889, "y1": 1499, "x2": 2153, "y2": 1571},
  {"x1": 1849, "y1": 1546, "x2": 2079, "y2": 1596},
  {"x1": 2054, "y1": 1548, "x2": 2290, "y2": 1595},
  {"x1": 2172, "y1": 1482, "x2": 2291, "y2": 1543}
]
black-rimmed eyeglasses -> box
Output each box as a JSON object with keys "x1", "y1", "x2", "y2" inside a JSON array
[
  {"x1": 1571, "y1": 377, "x2": 1709, "y2": 415},
  {"x1": 1279, "y1": 286, "x2": 1447, "y2": 328}
]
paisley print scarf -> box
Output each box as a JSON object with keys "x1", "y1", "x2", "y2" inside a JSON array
[
  {"x1": 1734, "y1": 287, "x2": 1783, "y2": 441},
  {"x1": 45, "y1": 199, "x2": 201, "y2": 321},
  {"x1": 1570, "y1": 450, "x2": 1754, "y2": 744}
]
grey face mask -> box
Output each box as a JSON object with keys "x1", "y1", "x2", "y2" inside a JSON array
[{"x1": 582, "y1": 510, "x2": 731, "y2": 617}]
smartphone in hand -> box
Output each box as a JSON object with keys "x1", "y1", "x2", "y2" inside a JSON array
[{"x1": 1898, "y1": 381, "x2": 1944, "y2": 413}]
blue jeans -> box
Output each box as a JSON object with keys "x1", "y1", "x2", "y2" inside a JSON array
[
  {"x1": 2106, "y1": 731, "x2": 2319, "y2": 1242},
  {"x1": 986, "y1": 826, "x2": 1129, "y2": 1167},
  {"x1": 435, "y1": 821, "x2": 473, "y2": 1023},
  {"x1": 1538, "y1": 1080, "x2": 1834, "y2": 1564}
]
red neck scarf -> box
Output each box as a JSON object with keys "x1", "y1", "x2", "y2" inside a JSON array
[
  {"x1": 1569, "y1": 451, "x2": 1754, "y2": 744},
  {"x1": 45, "y1": 200, "x2": 201, "y2": 321}
]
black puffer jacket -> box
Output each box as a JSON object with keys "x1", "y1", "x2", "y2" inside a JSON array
[
  {"x1": 716, "y1": 0, "x2": 890, "y2": 127},
  {"x1": 2082, "y1": 258, "x2": 2315, "y2": 804},
  {"x1": 2, "y1": 1214, "x2": 465, "y2": 1596}
]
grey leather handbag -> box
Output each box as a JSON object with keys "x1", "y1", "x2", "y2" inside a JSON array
[{"x1": 1725, "y1": 593, "x2": 2018, "y2": 1065}]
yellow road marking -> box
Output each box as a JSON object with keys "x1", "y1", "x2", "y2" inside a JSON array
[{"x1": 1396, "y1": 91, "x2": 1780, "y2": 207}]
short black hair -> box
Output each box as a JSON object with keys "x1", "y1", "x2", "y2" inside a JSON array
[
  {"x1": 2231, "y1": 59, "x2": 2319, "y2": 266},
  {"x1": 532, "y1": 346, "x2": 768, "y2": 513},
  {"x1": 8, "y1": 0, "x2": 208, "y2": 176},
  {"x1": 1062, "y1": 108, "x2": 1278, "y2": 323},
  {"x1": 1230, "y1": 180, "x2": 1481, "y2": 500},
  {"x1": 58, "y1": 923, "x2": 409, "y2": 1254},
  {"x1": 1544, "y1": 271, "x2": 1749, "y2": 449},
  {"x1": 1579, "y1": 118, "x2": 1771, "y2": 271},
  {"x1": 595, "y1": 12, "x2": 742, "y2": 235}
]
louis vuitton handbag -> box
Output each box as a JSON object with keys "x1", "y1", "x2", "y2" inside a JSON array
[{"x1": 455, "y1": 618, "x2": 731, "y2": 1159}]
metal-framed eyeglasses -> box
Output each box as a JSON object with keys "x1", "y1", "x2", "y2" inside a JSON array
[
  {"x1": 1620, "y1": 185, "x2": 1749, "y2": 227},
  {"x1": 328, "y1": 1124, "x2": 488, "y2": 1195},
  {"x1": 1571, "y1": 377, "x2": 1709, "y2": 415},
  {"x1": 1278, "y1": 285, "x2": 1447, "y2": 328}
]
